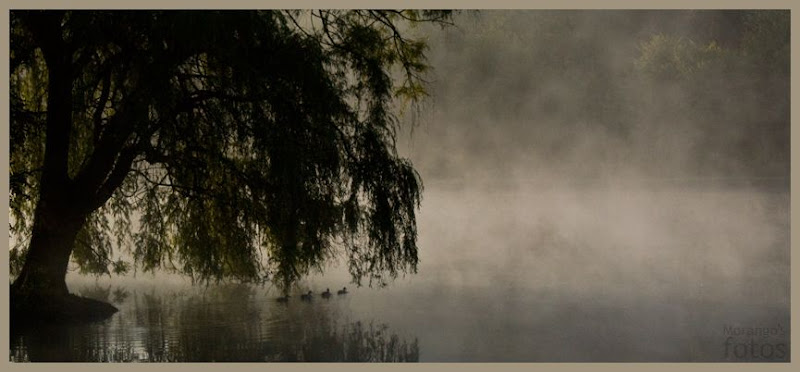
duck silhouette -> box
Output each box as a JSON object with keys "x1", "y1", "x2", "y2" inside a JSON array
[
  {"x1": 321, "y1": 288, "x2": 332, "y2": 298},
  {"x1": 300, "y1": 291, "x2": 313, "y2": 301},
  {"x1": 276, "y1": 295, "x2": 290, "y2": 303},
  {"x1": 337, "y1": 287, "x2": 348, "y2": 295}
]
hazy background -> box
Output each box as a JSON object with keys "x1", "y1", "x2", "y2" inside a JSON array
[
  {"x1": 399, "y1": 9, "x2": 789, "y2": 293},
  {"x1": 13, "y1": 10, "x2": 790, "y2": 362},
  {"x1": 391, "y1": 10, "x2": 790, "y2": 361},
  {"x1": 403, "y1": 10, "x2": 788, "y2": 184}
]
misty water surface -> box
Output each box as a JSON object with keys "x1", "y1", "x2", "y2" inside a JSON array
[{"x1": 10, "y1": 183, "x2": 789, "y2": 362}]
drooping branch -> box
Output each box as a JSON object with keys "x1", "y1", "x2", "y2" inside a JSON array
[
  {"x1": 10, "y1": 10, "x2": 448, "y2": 292},
  {"x1": 92, "y1": 65, "x2": 113, "y2": 145},
  {"x1": 73, "y1": 101, "x2": 140, "y2": 196},
  {"x1": 74, "y1": 47, "x2": 180, "y2": 200},
  {"x1": 88, "y1": 145, "x2": 139, "y2": 211}
]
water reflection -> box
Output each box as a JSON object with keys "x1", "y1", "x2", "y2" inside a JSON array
[
  {"x1": 10, "y1": 283, "x2": 419, "y2": 362},
  {"x1": 8, "y1": 187, "x2": 790, "y2": 362}
]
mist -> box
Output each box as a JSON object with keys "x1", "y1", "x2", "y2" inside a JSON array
[
  {"x1": 400, "y1": 9, "x2": 789, "y2": 284},
  {"x1": 384, "y1": 10, "x2": 789, "y2": 361},
  {"x1": 17, "y1": 10, "x2": 789, "y2": 362},
  {"x1": 403, "y1": 10, "x2": 788, "y2": 183}
]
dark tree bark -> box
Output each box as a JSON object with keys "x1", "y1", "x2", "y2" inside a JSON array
[
  {"x1": 11, "y1": 11, "x2": 78, "y2": 298},
  {"x1": 8, "y1": 12, "x2": 111, "y2": 319},
  {"x1": 12, "y1": 12, "x2": 153, "y2": 302},
  {"x1": 11, "y1": 196, "x2": 88, "y2": 297}
]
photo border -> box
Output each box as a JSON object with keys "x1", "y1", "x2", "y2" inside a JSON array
[{"x1": 2, "y1": 1, "x2": 796, "y2": 371}]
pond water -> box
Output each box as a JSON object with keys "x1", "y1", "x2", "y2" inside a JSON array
[{"x1": 9, "y1": 185, "x2": 790, "y2": 362}]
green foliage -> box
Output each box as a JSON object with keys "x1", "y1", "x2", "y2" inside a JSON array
[
  {"x1": 9, "y1": 32, "x2": 47, "y2": 257},
  {"x1": 9, "y1": 10, "x2": 453, "y2": 291},
  {"x1": 636, "y1": 10, "x2": 789, "y2": 81},
  {"x1": 635, "y1": 34, "x2": 731, "y2": 80},
  {"x1": 633, "y1": 10, "x2": 789, "y2": 177}
]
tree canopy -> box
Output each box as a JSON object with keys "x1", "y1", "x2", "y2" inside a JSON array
[{"x1": 10, "y1": 10, "x2": 454, "y2": 293}]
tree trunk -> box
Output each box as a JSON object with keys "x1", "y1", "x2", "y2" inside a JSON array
[
  {"x1": 9, "y1": 189, "x2": 120, "y2": 324},
  {"x1": 11, "y1": 11, "x2": 81, "y2": 299},
  {"x1": 11, "y1": 192, "x2": 87, "y2": 297},
  {"x1": 11, "y1": 12, "x2": 119, "y2": 324}
]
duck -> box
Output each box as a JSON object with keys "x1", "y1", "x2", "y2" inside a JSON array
[
  {"x1": 276, "y1": 295, "x2": 290, "y2": 303},
  {"x1": 300, "y1": 291, "x2": 313, "y2": 301},
  {"x1": 321, "y1": 288, "x2": 332, "y2": 298},
  {"x1": 337, "y1": 287, "x2": 348, "y2": 295}
]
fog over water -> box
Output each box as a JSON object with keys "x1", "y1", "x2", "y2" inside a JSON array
[{"x1": 11, "y1": 10, "x2": 790, "y2": 362}]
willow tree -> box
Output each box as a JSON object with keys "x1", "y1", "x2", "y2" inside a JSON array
[{"x1": 9, "y1": 10, "x2": 452, "y2": 309}]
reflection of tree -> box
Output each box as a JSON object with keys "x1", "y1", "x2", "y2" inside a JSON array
[
  {"x1": 76, "y1": 283, "x2": 130, "y2": 305},
  {"x1": 112, "y1": 288, "x2": 129, "y2": 304},
  {"x1": 272, "y1": 297, "x2": 419, "y2": 362},
  {"x1": 76, "y1": 284, "x2": 111, "y2": 303},
  {"x1": 294, "y1": 320, "x2": 420, "y2": 362},
  {"x1": 10, "y1": 285, "x2": 419, "y2": 362}
]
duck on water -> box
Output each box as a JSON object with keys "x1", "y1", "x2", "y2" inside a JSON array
[{"x1": 275, "y1": 287, "x2": 347, "y2": 302}]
